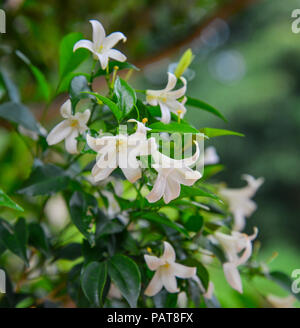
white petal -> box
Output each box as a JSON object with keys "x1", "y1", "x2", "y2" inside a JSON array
[
  {"x1": 162, "y1": 241, "x2": 176, "y2": 262},
  {"x1": 223, "y1": 262, "x2": 243, "y2": 293},
  {"x1": 172, "y1": 263, "x2": 196, "y2": 278},
  {"x1": 164, "y1": 72, "x2": 177, "y2": 92},
  {"x1": 159, "y1": 102, "x2": 171, "y2": 124},
  {"x1": 161, "y1": 269, "x2": 179, "y2": 293},
  {"x1": 73, "y1": 39, "x2": 95, "y2": 54},
  {"x1": 76, "y1": 109, "x2": 91, "y2": 126},
  {"x1": 146, "y1": 173, "x2": 167, "y2": 203},
  {"x1": 92, "y1": 164, "x2": 115, "y2": 182},
  {"x1": 60, "y1": 99, "x2": 72, "y2": 118},
  {"x1": 266, "y1": 294, "x2": 296, "y2": 308},
  {"x1": 103, "y1": 32, "x2": 126, "y2": 49},
  {"x1": 204, "y1": 146, "x2": 219, "y2": 165},
  {"x1": 89, "y1": 20, "x2": 105, "y2": 48},
  {"x1": 232, "y1": 209, "x2": 246, "y2": 231},
  {"x1": 144, "y1": 271, "x2": 163, "y2": 297},
  {"x1": 96, "y1": 53, "x2": 109, "y2": 70},
  {"x1": 106, "y1": 49, "x2": 127, "y2": 62},
  {"x1": 121, "y1": 167, "x2": 141, "y2": 183},
  {"x1": 65, "y1": 129, "x2": 78, "y2": 154},
  {"x1": 144, "y1": 255, "x2": 164, "y2": 271},
  {"x1": 167, "y1": 76, "x2": 187, "y2": 99},
  {"x1": 46, "y1": 120, "x2": 72, "y2": 145},
  {"x1": 163, "y1": 177, "x2": 181, "y2": 204},
  {"x1": 204, "y1": 282, "x2": 214, "y2": 300}
]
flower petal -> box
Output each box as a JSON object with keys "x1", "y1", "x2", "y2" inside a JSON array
[
  {"x1": 60, "y1": 99, "x2": 72, "y2": 118},
  {"x1": 162, "y1": 241, "x2": 176, "y2": 262},
  {"x1": 103, "y1": 32, "x2": 126, "y2": 49},
  {"x1": 161, "y1": 269, "x2": 179, "y2": 293},
  {"x1": 167, "y1": 76, "x2": 187, "y2": 99},
  {"x1": 106, "y1": 49, "x2": 127, "y2": 62},
  {"x1": 144, "y1": 255, "x2": 164, "y2": 271},
  {"x1": 146, "y1": 173, "x2": 167, "y2": 203},
  {"x1": 121, "y1": 167, "x2": 141, "y2": 183},
  {"x1": 172, "y1": 263, "x2": 196, "y2": 278},
  {"x1": 96, "y1": 53, "x2": 109, "y2": 70},
  {"x1": 164, "y1": 72, "x2": 177, "y2": 92},
  {"x1": 223, "y1": 262, "x2": 243, "y2": 293},
  {"x1": 159, "y1": 102, "x2": 171, "y2": 124},
  {"x1": 144, "y1": 270, "x2": 163, "y2": 297},
  {"x1": 92, "y1": 164, "x2": 115, "y2": 182},
  {"x1": 46, "y1": 120, "x2": 72, "y2": 145},
  {"x1": 65, "y1": 129, "x2": 78, "y2": 154},
  {"x1": 73, "y1": 39, "x2": 95, "y2": 54},
  {"x1": 163, "y1": 177, "x2": 181, "y2": 204},
  {"x1": 76, "y1": 109, "x2": 91, "y2": 125},
  {"x1": 90, "y1": 20, "x2": 105, "y2": 48}
]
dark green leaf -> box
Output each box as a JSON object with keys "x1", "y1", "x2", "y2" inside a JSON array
[
  {"x1": 0, "y1": 218, "x2": 28, "y2": 265},
  {"x1": 28, "y1": 223, "x2": 50, "y2": 256},
  {"x1": 0, "y1": 189, "x2": 23, "y2": 212},
  {"x1": 114, "y1": 77, "x2": 137, "y2": 117},
  {"x1": 108, "y1": 254, "x2": 141, "y2": 308},
  {"x1": 81, "y1": 261, "x2": 107, "y2": 307},
  {"x1": 185, "y1": 215, "x2": 203, "y2": 232},
  {"x1": 18, "y1": 161, "x2": 70, "y2": 196},
  {"x1": 200, "y1": 127, "x2": 244, "y2": 138},
  {"x1": 69, "y1": 75, "x2": 92, "y2": 109},
  {"x1": 186, "y1": 97, "x2": 227, "y2": 122},
  {"x1": 54, "y1": 243, "x2": 82, "y2": 261},
  {"x1": 0, "y1": 101, "x2": 39, "y2": 132}
]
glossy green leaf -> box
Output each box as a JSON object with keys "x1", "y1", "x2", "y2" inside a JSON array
[
  {"x1": 114, "y1": 76, "x2": 137, "y2": 117},
  {"x1": 136, "y1": 212, "x2": 189, "y2": 237},
  {"x1": 0, "y1": 189, "x2": 23, "y2": 212},
  {"x1": 149, "y1": 122, "x2": 199, "y2": 134},
  {"x1": 54, "y1": 243, "x2": 82, "y2": 261},
  {"x1": 69, "y1": 75, "x2": 92, "y2": 109},
  {"x1": 180, "y1": 185, "x2": 220, "y2": 201},
  {"x1": 0, "y1": 101, "x2": 40, "y2": 132},
  {"x1": 184, "y1": 215, "x2": 204, "y2": 232},
  {"x1": 108, "y1": 254, "x2": 141, "y2": 308},
  {"x1": 84, "y1": 92, "x2": 122, "y2": 121},
  {"x1": 81, "y1": 261, "x2": 107, "y2": 307},
  {"x1": 18, "y1": 161, "x2": 69, "y2": 196},
  {"x1": 0, "y1": 218, "x2": 28, "y2": 265},
  {"x1": 186, "y1": 97, "x2": 227, "y2": 122},
  {"x1": 200, "y1": 127, "x2": 244, "y2": 138},
  {"x1": 28, "y1": 223, "x2": 50, "y2": 256}
]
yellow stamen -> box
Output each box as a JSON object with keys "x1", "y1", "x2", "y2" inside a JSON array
[
  {"x1": 163, "y1": 263, "x2": 170, "y2": 269},
  {"x1": 70, "y1": 120, "x2": 79, "y2": 128},
  {"x1": 98, "y1": 45, "x2": 103, "y2": 53},
  {"x1": 146, "y1": 247, "x2": 152, "y2": 254},
  {"x1": 142, "y1": 117, "x2": 148, "y2": 125},
  {"x1": 177, "y1": 109, "x2": 183, "y2": 123}
]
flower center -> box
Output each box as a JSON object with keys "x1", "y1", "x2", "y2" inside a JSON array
[
  {"x1": 163, "y1": 263, "x2": 170, "y2": 269},
  {"x1": 116, "y1": 138, "x2": 125, "y2": 151},
  {"x1": 70, "y1": 119, "x2": 79, "y2": 128},
  {"x1": 97, "y1": 44, "x2": 104, "y2": 53}
]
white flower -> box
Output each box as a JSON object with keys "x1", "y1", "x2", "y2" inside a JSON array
[
  {"x1": 146, "y1": 72, "x2": 187, "y2": 124},
  {"x1": 204, "y1": 146, "x2": 219, "y2": 165},
  {"x1": 266, "y1": 294, "x2": 296, "y2": 308},
  {"x1": 146, "y1": 142, "x2": 201, "y2": 204},
  {"x1": 211, "y1": 228, "x2": 258, "y2": 293},
  {"x1": 144, "y1": 241, "x2": 196, "y2": 296},
  {"x1": 219, "y1": 174, "x2": 264, "y2": 231},
  {"x1": 46, "y1": 99, "x2": 90, "y2": 154},
  {"x1": 73, "y1": 20, "x2": 127, "y2": 70},
  {"x1": 87, "y1": 119, "x2": 156, "y2": 183}
]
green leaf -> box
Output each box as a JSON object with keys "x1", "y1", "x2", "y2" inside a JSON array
[
  {"x1": 108, "y1": 254, "x2": 141, "y2": 308},
  {"x1": 84, "y1": 92, "x2": 122, "y2": 121},
  {"x1": 16, "y1": 50, "x2": 51, "y2": 102},
  {"x1": 180, "y1": 185, "x2": 220, "y2": 201},
  {"x1": 266, "y1": 271, "x2": 300, "y2": 302},
  {"x1": 0, "y1": 101, "x2": 40, "y2": 132},
  {"x1": 149, "y1": 122, "x2": 199, "y2": 134},
  {"x1": 69, "y1": 191, "x2": 96, "y2": 246},
  {"x1": 135, "y1": 212, "x2": 189, "y2": 237},
  {"x1": 200, "y1": 127, "x2": 244, "y2": 138},
  {"x1": 0, "y1": 218, "x2": 28, "y2": 265},
  {"x1": 18, "y1": 161, "x2": 70, "y2": 196},
  {"x1": 0, "y1": 68, "x2": 20, "y2": 102},
  {"x1": 58, "y1": 72, "x2": 90, "y2": 94},
  {"x1": 184, "y1": 215, "x2": 203, "y2": 232},
  {"x1": 69, "y1": 75, "x2": 92, "y2": 109},
  {"x1": 59, "y1": 32, "x2": 89, "y2": 79},
  {"x1": 114, "y1": 76, "x2": 137, "y2": 117},
  {"x1": 28, "y1": 223, "x2": 50, "y2": 256},
  {"x1": 81, "y1": 261, "x2": 107, "y2": 307},
  {"x1": 186, "y1": 96, "x2": 227, "y2": 122},
  {"x1": 202, "y1": 164, "x2": 225, "y2": 180},
  {"x1": 0, "y1": 189, "x2": 23, "y2": 212},
  {"x1": 54, "y1": 243, "x2": 82, "y2": 261}
]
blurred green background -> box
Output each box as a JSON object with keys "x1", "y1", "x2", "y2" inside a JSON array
[{"x1": 0, "y1": 0, "x2": 300, "y2": 307}]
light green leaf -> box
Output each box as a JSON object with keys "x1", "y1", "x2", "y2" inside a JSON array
[
  {"x1": 200, "y1": 127, "x2": 244, "y2": 138},
  {"x1": 108, "y1": 254, "x2": 141, "y2": 308},
  {"x1": 149, "y1": 122, "x2": 199, "y2": 134},
  {"x1": 0, "y1": 189, "x2": 23, "y2": 212},
  {"x1": 186, "y1": 96, "x2": 227, "y2": 122}
]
